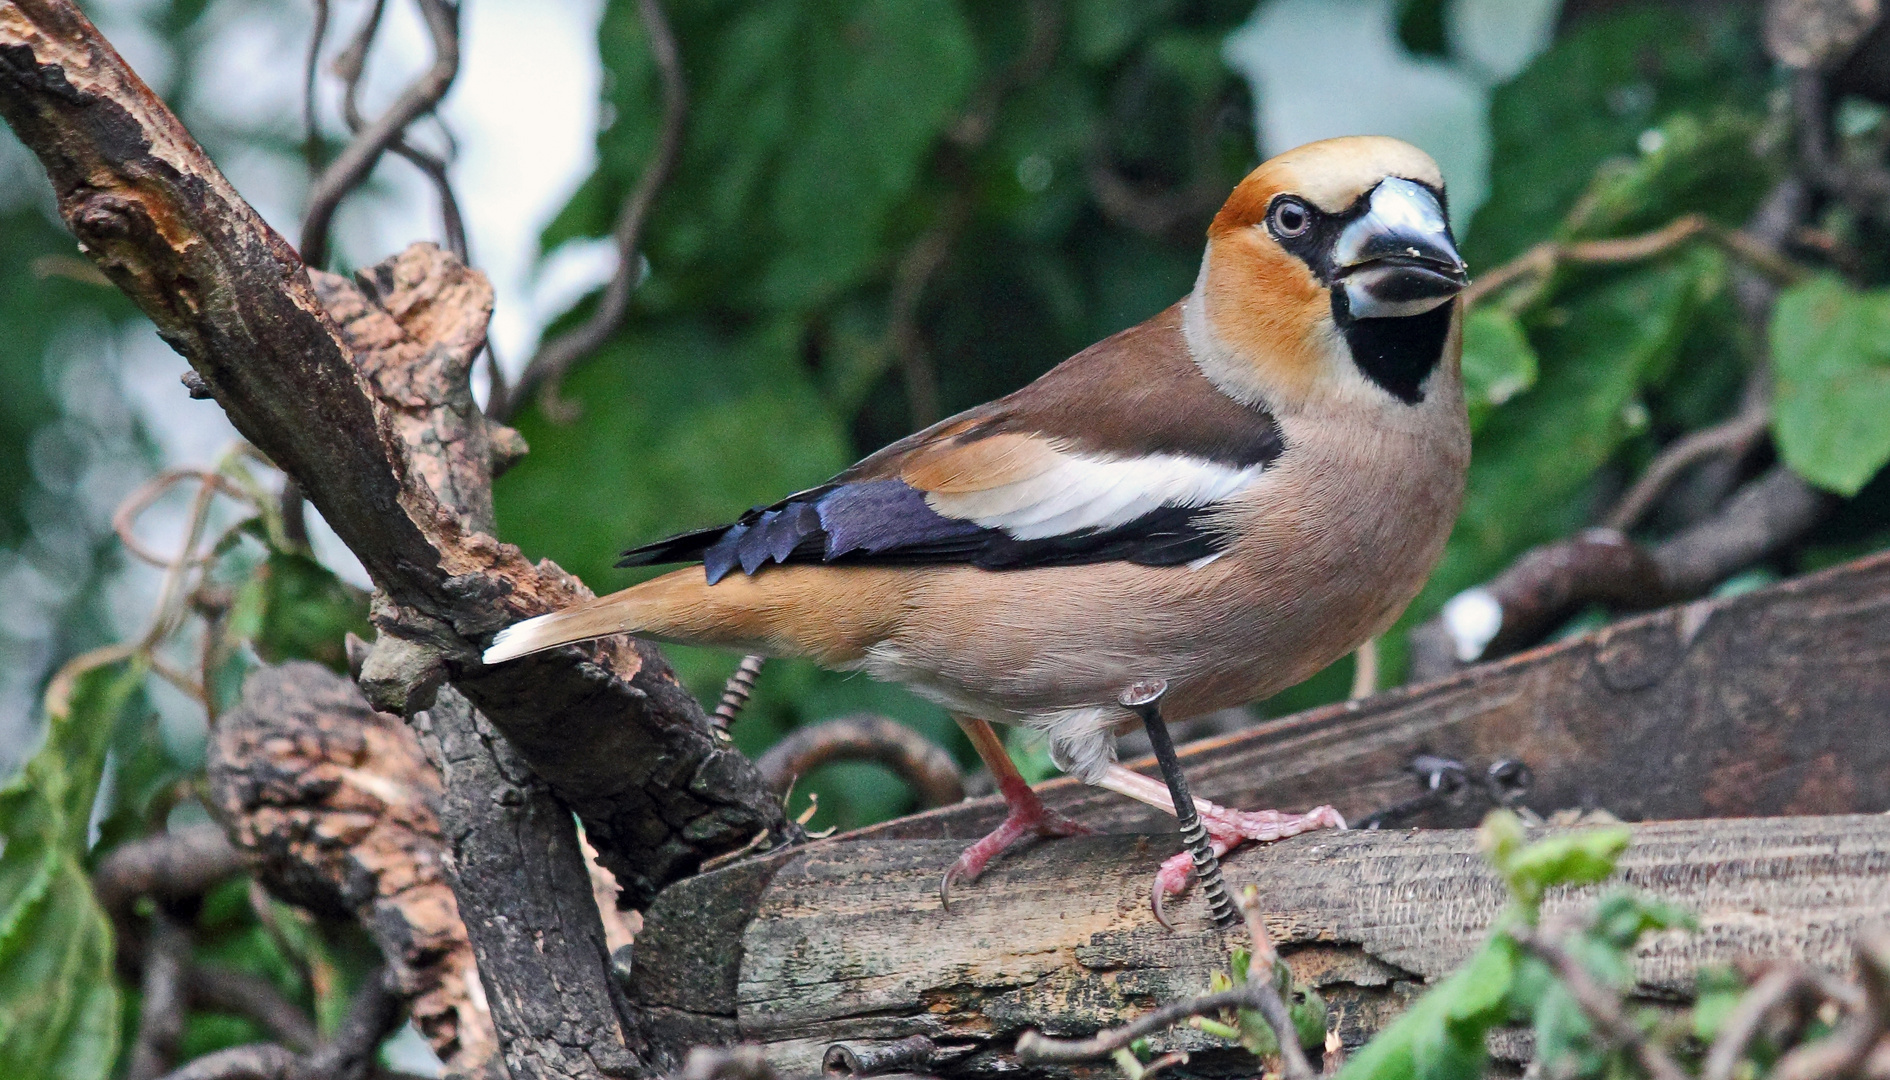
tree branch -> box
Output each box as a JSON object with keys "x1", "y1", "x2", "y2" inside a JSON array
[
  {"x1": 325, "y1": 0, "x2": 468, "y2": 264},
  {"x1": 0, "y1": 0, "x2": 790, "y2": 911},
  {"x1": 156, "y1": 968, "x2": 405, "y2": 1080},
  {"x1": 126, "y1": 912, "x2": 192, "y2": 1080},
  {"x1": 754, "y1": 713, "x2": 966, "y2": 810},
  {"x1": 208, "y1": 660, "x2": 499, "y2": 1076}
]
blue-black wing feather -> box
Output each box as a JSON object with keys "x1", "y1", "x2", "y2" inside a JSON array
[{"x1": 616, "y1": 478, "x2": 1224, "y2": 583}]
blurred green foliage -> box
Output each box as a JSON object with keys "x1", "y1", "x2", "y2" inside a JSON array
[
  {"x1": 1337, "y1": 812, "x2": 1694, "y2": 1080},
  {"x1": 0, "y1": 660, "x2": 138, "y2": 1080}
]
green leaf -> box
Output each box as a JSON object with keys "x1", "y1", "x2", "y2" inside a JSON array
[
  {"x1": 1691, "y1": 966, "x2": 1747, "y2": 1043},
  {"x1": 1590, "y1": 891, "x2": 1694, "y2": 949},
  {"x1": 0, "y1": 659, "x2": 141, "y2": 1080},
  {"x1": 1502, "y1": 827, "x2": 1631, "y2": 906},
  {"x1": 1563, "y1": 110, "x2": 1770, "y2": 242},
  {"x1": 1460, "y1": 307, "x2": 1539, "y2": 432},
  {"x1": 1337, "y1": 937, "x2": 1516, "y2": 1080},
  {"x1": 251, "y1": 549, "x2": 372, "y2": 672},
  {"x1": 1467, "y1": 5, "x2": 1768, "y2": 267},
  {"x1": 1770, "y1": 274, "x2": 1890, "y2": 496}
]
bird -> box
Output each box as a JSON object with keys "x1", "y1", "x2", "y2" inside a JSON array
[{"x1": 482, "y1": 135, "x2": 1471, "y2": 921}]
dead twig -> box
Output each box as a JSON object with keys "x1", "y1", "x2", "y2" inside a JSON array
[
  {"x1": 1015, "y1": 986, "x2": 1289, "y2": 1063},
  {"x1": 112, "y1": 469, "x2": 254, "y2": 569},
  {"x1": 498, "y1": 0, "x2": 686, "y2": 421},
  {"x1": 300, "y1": 0, "x2": 328, "y2": 172},
  {"x1": 157, "y1": 967, "x2": 403, "y2": 1080},
  {"x1": 1769, "y1": 927, "x2": 1890, "y2": 1080},
  {"x1": 755, "y1": 713, "x2": 966, "y2": 810},
  {"x1": 1411, "y1": 463, "x2": 1832, "y2": 678},
  {"x1": 1463, "y1": 214, "x2": 1807, "y2": 310},
  {"x1": 1703, "y1": 964, "x2": 1845, "y2": 1080},
  {"x1": 185, "y1": 965, "x2": 320, "y2": 1053},
  {"x1": 300, "y1": 0, "x2": 459, "y2": 267},
  {"x1": 126, "y1": 911, "x2": 192, "y2": 1080},
  {"x1": 1234, "y1": 885, "x2": 1317, "y2": 1080},
  {"x1": 326, "y1": 0, "x2": 467, "y2": 263},
  {"x1": 1604, "y1": 400, "x2": 1771, "y2": 532},
  {"x1": 93, "y1": 825, "x2": 246, "y2": 925}
]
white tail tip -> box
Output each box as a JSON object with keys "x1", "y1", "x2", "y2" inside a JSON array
[{"x1": 482, "y1": 612, "x2": 560, "y2": 665}]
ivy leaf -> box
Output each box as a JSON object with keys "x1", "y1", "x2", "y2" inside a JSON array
[
  {"x1": 1770, "y1": 274, "x2": 1890, "y2": 496},
  {"x1": 0, "y1": 658, "x2": 141, "y2": 1080},
  {"x1": 1460, "y1": 307, "x2": 1538, "y2": 433}
]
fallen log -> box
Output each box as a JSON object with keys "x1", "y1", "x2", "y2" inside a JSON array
[
  {"x1": 629, "y1": 550, "x2": 1890, "y2": 1072},
  {"x1": 636, "y1": 817, "x2": 1890, "y2": 1075}
]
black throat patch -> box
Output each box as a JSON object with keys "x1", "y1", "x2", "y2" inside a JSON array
[{"x1": 1331, "y1": 291, "x2": 1454, "y2": 405}]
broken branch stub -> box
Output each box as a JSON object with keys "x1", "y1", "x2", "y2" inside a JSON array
[{"x1": 207, "y1": 660, "x2": 499, "y2": 1077}]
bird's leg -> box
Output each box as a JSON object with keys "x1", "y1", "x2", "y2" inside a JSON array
[
  {"x1": 940, "y1": 716, "x2": 1089, "y2": 909},
  {"x1": 1097, "y1": 759, "x2": 1344, "y2": 930}
]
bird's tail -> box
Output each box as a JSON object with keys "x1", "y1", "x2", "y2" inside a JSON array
[{"x1": 480, "y1": 564, "x2": 905, "y2": 666}]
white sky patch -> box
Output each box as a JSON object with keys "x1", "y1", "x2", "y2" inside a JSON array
[{"x1": 1224, "y1": 0, "x2": 1561, "y2": 224}]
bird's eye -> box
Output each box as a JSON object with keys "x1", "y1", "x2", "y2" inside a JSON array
[{"x1": 1270, "y1": 198, "x2": 1310, "y2": 238}]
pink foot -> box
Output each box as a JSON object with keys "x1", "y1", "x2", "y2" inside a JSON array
[
  {"x1": 1151, "y1": 804, "x2": 1345, "y2": 928},
  {"x1": 940, "y1": 791, "x2": 1089, "y2": 909}
]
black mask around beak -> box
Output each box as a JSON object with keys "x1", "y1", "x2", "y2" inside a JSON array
[{"x1": 1332, "y1": 178, "x2": 1468, "y2": 319}]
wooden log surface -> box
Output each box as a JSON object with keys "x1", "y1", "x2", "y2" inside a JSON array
[
  {"x1": 629, "y1": 552, "x2": 1890, "y2": 1072},
  {"x1": 637, "y1": 816, "x2": 1890, "y2": 1074}
]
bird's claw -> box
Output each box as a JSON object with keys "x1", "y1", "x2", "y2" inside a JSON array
[
  {"x1": 1146, "y1": 804, "x2": 1345, "y2": 927},
  {"x1": 938, "y1": 803, "x2": 1088, "y2": 911}
]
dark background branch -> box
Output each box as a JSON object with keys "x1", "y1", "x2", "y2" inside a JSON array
[{"x1": 496, "y1": 0, "x2": 685, "y2": 422}]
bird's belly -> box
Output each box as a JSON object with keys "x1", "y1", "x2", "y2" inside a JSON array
[
  {"x1": 860, "y1": 549, "x2": 1421, "y2": 725},
  {"x1": 859, "y1": 421, "x2": 1465, "y2": 729}
]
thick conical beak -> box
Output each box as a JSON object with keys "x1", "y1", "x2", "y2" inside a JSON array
[{"x1": 1332, "y1": 177, "x2": 1469, "y2": 319}]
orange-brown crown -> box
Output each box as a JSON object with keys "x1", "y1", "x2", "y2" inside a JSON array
[{"x1": 1212, "y1": 135, "x2": 1445, "y2": 237}]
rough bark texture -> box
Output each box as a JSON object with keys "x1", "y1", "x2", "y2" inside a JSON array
[
  {"x1": 630, "y1": 551, "x2": 1890, "y2": 1071},
  {"x1": 410, "y1": 687, "x2": 649, "y2": 1080},
  {"x1": 0, "y1": 0, "x2": 789, "y2": 910},
  {"x1": 208, "y1": 661, "x2": 500, "y2": 1078},
  {"x1": 635, "y1": 818, "x2": 1890, "y2": 1076}
]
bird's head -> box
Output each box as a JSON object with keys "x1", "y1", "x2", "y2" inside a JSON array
[{"x1": 1190, "y1": 136, "x2": 1469, "y2": 409}]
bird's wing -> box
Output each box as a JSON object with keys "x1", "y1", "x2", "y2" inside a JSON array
[{"x1": 617, "y1": 304, "x2": 1284, "y2": 583}]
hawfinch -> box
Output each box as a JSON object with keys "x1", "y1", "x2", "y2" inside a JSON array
[{"x1": 485, "y1": 136, "x2": 1471, "y2": 913}]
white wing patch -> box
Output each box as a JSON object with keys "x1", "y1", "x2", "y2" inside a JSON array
[{"x1": 924, "y1": 451, "x2": 1262, "y2": 541}]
